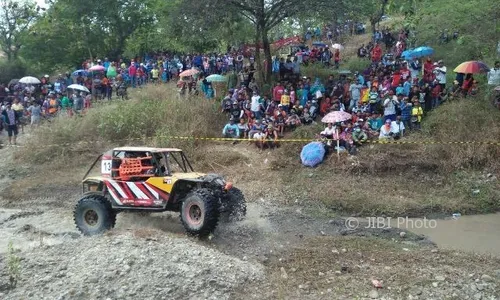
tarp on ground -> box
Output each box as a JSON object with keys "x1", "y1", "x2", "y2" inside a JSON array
[{"x1": 300, "y1": 142, "x2": 326, "y2": 167}]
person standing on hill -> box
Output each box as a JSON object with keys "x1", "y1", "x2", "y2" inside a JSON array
[
  {"x1": 433, "y1": 60, "x2": 447, "y2": 90},
  {"x1": 487, "y1": 61, "x2": 500, "y2": 91},
  {"x1": 371, "y1": 43, "x2": 382, "y2": 63},
  {"x1": 1, "y1": 103, "x2": 18, "y2": 146}
]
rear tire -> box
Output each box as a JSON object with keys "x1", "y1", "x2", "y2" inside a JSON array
[
  {"x1": 74, "y1": 194, "x2": 116, "y2": 236},
  {"x1": 180, "y1": 188, "x2": 219, "y2": 237}
]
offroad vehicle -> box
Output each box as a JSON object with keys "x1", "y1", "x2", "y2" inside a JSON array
[{"x1": 73, "y1": 147, "x2": 246, "y2": 237}]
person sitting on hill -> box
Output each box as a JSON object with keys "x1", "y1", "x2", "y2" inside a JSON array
[
  {"x1": 222, "y1": 118, "x2": 240, "y2": 141},
  {"x1": 351, "y1": 124, "x2": 368, "y2": 146},
  {"x1": 379, "y1": 119, "x2": 393, "y2": 140}
]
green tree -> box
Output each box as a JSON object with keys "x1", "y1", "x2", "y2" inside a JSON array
[
  {"x1": 21, "y1": 0, "x2": 156, "y2": 72},
  {"x1": 0, "y1": 0, "x2": 39, "y2": 61},
  {"x1": 176, "y1": 0, "x2": 335, "y2": 83}
]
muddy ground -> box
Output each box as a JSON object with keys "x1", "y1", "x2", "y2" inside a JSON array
[{"x1": 1, "y1": 136, "x2": 500, "y2": 299}]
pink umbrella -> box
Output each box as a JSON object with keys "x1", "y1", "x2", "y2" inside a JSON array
[
  {"x1": 88, "y1": 65, "x2": 105, "y2": 72},
  {"x1": 321, "y1": 111, "x2": 352, "y2": 124}
]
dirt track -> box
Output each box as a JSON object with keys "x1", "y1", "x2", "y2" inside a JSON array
[{"x1": 1, "y1": 135, "x2": 500, "y2": 299}]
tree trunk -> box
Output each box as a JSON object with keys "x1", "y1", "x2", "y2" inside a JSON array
[
  {"x1": 371, "y1": 19, "x2": 377, "y2": 34},
  {"x1": 254, "y1": 23, "x2": 263, "y2": 86},
  {"x1": 261, "y1": 27, "x2": 272, "y2": 84}
]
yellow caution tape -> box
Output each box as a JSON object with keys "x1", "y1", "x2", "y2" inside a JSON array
[{"x1": 14, "y1": 135, "x2": 500, "y2": 148}]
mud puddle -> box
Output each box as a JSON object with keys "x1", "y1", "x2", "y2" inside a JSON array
[
  {"x1": 357, "y1": 213, "x2": 500, "y2": 256},
  {"x1": 404, "y1": 213, "x2": 500, "y2": 256}
]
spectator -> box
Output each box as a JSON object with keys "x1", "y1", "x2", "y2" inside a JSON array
[
  {"x1": 1, "y1": 103, "x2": 18, "y2": 146},
  {"x1": 222, "y1": 118, "x2": 240, "y2": 142},
  {"x1": 383, "y1": 90, "x2": 399, "y2": 122},
  {"x1": 351, "y1": 125, "x2": 368, "y2": 146}
]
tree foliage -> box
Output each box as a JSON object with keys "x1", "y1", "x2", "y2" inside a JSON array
[{"x1": 0, "y1": 0, "x2": 39, "y2": 61}]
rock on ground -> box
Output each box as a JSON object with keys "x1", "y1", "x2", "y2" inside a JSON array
[{"x1": 0, "y1": 232, "x2": 265, "y2": 300}]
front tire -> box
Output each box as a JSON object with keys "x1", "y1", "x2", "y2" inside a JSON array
[
  {"x1": 222, "y1": 187, "x2": 247, "y2": 222},
  {"x1": 180, "y1": 188, "x2": 220, "y2": 237},
  {"x1": 74, "y1": 194, "x2": 116, "y2": 236}
]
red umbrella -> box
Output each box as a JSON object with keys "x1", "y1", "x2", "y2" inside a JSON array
[{"x1": 453, "y1": 61, "x2": 490, "y2": 74}]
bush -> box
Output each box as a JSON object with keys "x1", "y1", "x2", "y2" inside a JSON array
[
  {"x1": 16, "y1": 85, "x2": 227, "y2": 165},
  {"x1": 0, "y1": 60, "x2": 28, "y2": 85}
]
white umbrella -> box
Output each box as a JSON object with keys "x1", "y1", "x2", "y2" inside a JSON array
[
  {"x1": 68, "y1": 84, "x2": 90, "y2": 93},
  {"x1": 19, "y1": 76, "x2": 41, "y2": 84},
  {"x1": 331, "y1": 43, "x2": 344, "y2": 50}
]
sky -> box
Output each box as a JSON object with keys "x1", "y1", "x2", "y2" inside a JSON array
[{"x1": 35, "y1": 0, "x2": 48, "y2": 8}]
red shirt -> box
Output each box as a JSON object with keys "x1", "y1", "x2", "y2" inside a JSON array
[
  {"x1": 392, "y1": 74, "x2": 401, "y2": 88},
  {"x1": 273, "y1": 86, "x2": 284, "y2": 102}
]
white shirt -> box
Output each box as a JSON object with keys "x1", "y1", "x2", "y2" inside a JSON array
[
  {"x1": 487, "y1": 68, "x2": 500, "y2": 85},
  {"x1": 383, "y1": 96, "x2": 398, "y2": 116},
  {"x1": 379, "y1": 125, "x2": 392, "y2": 138},
  {"x1": 321, "y1": 127, "x2": 336, "y2": 136},
  {"x1": 390, "y1": 121, "x2": 405, "y2": 134},
  {"x1": 434, "y1": 66, "x2": 447, "y2": 84},
  {"x1": 251, "y1": 95, "x2": 261, "y2": 112},
  {"x1": 315, "y1": 90, "x2": 323, "y2": 99}
]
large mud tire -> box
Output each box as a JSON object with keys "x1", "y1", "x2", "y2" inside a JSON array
[
  {"x1": 74, "y1": 194, "x2": 116, "y2": 236},
  {"x1": 180, "y1": 188, "x2": 220, "y2": 237},
  {"x1": 222, "y1": 187, "x2": 247, "y2": 222}
]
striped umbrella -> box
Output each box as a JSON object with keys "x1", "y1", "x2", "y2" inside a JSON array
[{"x1": 453, "y1": 61, "x2": 490, "y2": 74}]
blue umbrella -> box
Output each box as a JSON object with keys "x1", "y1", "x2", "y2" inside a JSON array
[
  {"x1": 401, "y1": 50, "x2": 414, "y2": 60},
  {"x1": 411, "y1": 46, "x2": 434, "y2": 58},
  {"x1": 312, "y1": 41, "x2": 327, "y2": 47},
  {"x1": 300, "y1": 142, "x2": 326, "y2": 167},
  {"x1": 72, "y1": 69, "x2": 88, "y2": 77}
]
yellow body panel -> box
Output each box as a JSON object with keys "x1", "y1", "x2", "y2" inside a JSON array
[{"x1": 145, "y1": 172, "x2": 205, "y2": 193}]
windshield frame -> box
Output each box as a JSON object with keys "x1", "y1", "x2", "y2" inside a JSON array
[{"x1": 163, "y1": 151, "x2": 194, "y2": 174}]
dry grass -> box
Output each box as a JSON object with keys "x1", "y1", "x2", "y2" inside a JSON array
[
  {"x1": 15, "y1": 84, "x2": 226, "y2": 166},
  {"x1": 256, "y1": 236, "x2": 500, "y2": 299}
]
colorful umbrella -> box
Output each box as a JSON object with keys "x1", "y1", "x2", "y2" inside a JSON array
[
  {"x1": 453, "y1": 61, "x2": 490, "y2": 74},
  {"x1": 410, "y1": 46, "x2": 434, "y2": 58},
  {"x1": 88, "y1": 65, "x2": 105, "y2": 72},
  {"x1": 321, "y1": 111, "x2": 352, "y2": 124},
  {"x1": 179, "y1": 68, "x2": 200, "y2": 77},
  {"x1": 19, "y1": 76, "x2": 41, "y2": 84},
  {"x1": 206, "y1": 74, "x2": 227, "y2": 82},
  {"x1": 331, "y1": 43, "x2": 344, "y2": 50}
]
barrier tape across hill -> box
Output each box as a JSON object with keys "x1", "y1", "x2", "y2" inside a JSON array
[{"x1": 4, "y1": 136, "x2": 500, "y2": 148}]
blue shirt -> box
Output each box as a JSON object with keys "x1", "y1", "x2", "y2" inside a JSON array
[
  {"x1": 396, "y1": 86, "x2": 404, "y2": 96},
  {"x1": 357, "y1": 75, "x2": 365, "y2": 86},
  {"x1": 400, "y1": 101, "x2": 412, "y2": 120},
  {"x1": 223, "y1": 124, "x2": 240, "y2": 137},
  {"x1": 403, "y1": 81, "x2": 411, "y2": 96}
]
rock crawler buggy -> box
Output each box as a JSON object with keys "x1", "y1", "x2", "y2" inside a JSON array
[{"x1": 73, "y1": 147, "x2": 246, "y2": 237}]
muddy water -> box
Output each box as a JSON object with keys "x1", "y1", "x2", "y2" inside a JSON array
[{"x1": 399, "y1": 213, "x2": 500, "y2": 257}]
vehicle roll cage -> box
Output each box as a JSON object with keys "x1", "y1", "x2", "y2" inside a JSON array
[{"x1": 82, "y1": 150, "x2": 195, "y2": 181}]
